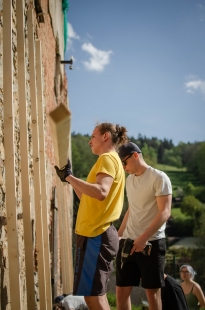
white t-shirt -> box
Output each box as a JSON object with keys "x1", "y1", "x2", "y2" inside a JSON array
[
  {"x1": 61, "y1": 295, "x2": 88, "y2": 310},
  {"x1": 122, "y1": 166, "x2": 172, "y2": 241}
]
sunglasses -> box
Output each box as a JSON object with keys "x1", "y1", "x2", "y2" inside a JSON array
[{"x1": 122, "y1": 153, "x2": 133, "y2": 166}]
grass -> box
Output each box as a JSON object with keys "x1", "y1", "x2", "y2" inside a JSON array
[
  {"x1": 107, "y1": 292, "x2": 145, "y2": 310},
  {"x1": 166, "y1": 171, "x2": 201, "y2": 188},
  {"x1": 110, "y1": 304, "x2": 142, "y2": 310},
  {"x1": 171, "y1": 208, "x2": 191, "y2": 220},
  {"x1": 155, "y1": 164, "x2": 187, "y2": 172},
  {"x1": 110, "y1": 306, "x2": 141, "y2": 310},
  {"x1": 154, "y1": 164, "x2": 201, "y2": 189}
]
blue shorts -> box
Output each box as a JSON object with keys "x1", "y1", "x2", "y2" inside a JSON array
[
  {"x1": 116, "y1": 238, "x2": 166, "y2": 289},
  {"x1": 73, "y1": 224, "x2": 119, "y2": 296}
]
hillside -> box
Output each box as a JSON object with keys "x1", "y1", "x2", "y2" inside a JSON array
[{"x1": 155, "y1": 164, "x2": 200, "y2": 188}]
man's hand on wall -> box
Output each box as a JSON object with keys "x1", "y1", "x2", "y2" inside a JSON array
[{"x1": 54, "y1": 159, "x2": 73, "y2": 183}]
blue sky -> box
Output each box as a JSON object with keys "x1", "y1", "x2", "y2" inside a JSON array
[{"x1": 65, "y1": 0, "x2": 205, "y2": 145}]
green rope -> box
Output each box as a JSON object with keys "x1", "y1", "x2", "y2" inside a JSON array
[{"x1": 62, "y1": 0, "x2": 69, "y2": 53}]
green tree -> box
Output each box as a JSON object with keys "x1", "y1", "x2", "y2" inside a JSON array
[
  {"x1": 181, "y1": 195, "x2": 202, "y2": 218},
  {"x1": 184, "y1": 182, "x2": 195, "y2": 195},
  {"x1": 195, "y1": 142, "x2": 205, "y2": 184},
  {"x1": 196, "y1": 212, "x2": 205, "y2": 244},
  {"x1": 176, "y1": 142, "x2": 205, "y2": 184},
  {"x1": 163, "y1": 149, "x2": 182, "y2": 168},
  {"x1": 157, "y1": 143, "x2": 165, "y2": 163},
  {"x1": 180, "y1": 195, "x2": 205, "y2": 235},
  {"x1": 176, "y1": 142, "x2": 199, "y2": 168},
  {"x1": 141, "y1": 143, "x2": 157, "y2": 166},
  {"x1": 71, "y1": 133, "x2": 97, "y2": 178}
]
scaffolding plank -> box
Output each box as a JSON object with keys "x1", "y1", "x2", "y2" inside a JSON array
[
  {"x1": 60, "y1": 183, "x2": 70, "y2": 292},
  {"x1": 36, "y1": 40, "x2": 52, "y2": 309},
  {"x1": 3, "y1": 0, "x2": 22, "y2": 309},
  {"x1": 56, "y1": 179, "x2": 68, "y2": 291},
  {"x1": 65, "y1": 135, "x2": 74, "y2": 291},
  {"x1": 27, "y1": 9, "x2": 47, "y2": 309},
  {"x1": 63, "y1": 185, "x2": 74, "y2": 292},
  {"x1": 49, "y1": 103, "x2": 72, "y2": 293},
  {"x1": 16, "y1": 0, "x2": 36, "y2": 308},
  {"x1": 52, "y1": 187, "x2": 58, "y2": 299}
]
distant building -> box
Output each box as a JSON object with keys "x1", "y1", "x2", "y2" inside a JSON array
[{"x1": 168, "y1": 237, "x2": 203, "y2": 250}]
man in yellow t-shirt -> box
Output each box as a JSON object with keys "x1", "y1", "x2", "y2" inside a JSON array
[{"x1": 55, "y1": 122, "x2": 128, "y2": 310}]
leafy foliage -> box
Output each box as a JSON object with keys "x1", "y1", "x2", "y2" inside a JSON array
[
  {"x1": 71, "y1": 132, "x2": 205, "y2": 185},
  {"x1": 181, "y1": 195, "x2": 202, "y2": 217},
  {"x1": 71, "y1": 133, "x2": 97, "y2": 178},
  {"x1": 107, "y1": 292, "x2": 116, "y2": 306},
  {"x1": 195, "y1": 142, "x2": 205, "y2": 183},
  {"x1": 166, "y1": 208, "x2": 193, "y2": 236},
  {"x1": 166, "y1": 217, "x2": 194, "y2": 236},
  {"x1": 180, "y1": 195, "x2": 205, "y2": 236},
  {"x1": 107, "y1": 291, "x2": 146, "y2": 310},
  {"x1": 163, "y1": 148, "x2": 182, "y2": 168}
]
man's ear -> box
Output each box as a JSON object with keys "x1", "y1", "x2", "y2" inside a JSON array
[
  {"x1": 133, "y1": 152, "x2": 139, "y2": 159},
  {"x1": 103, "y1": 131, "x2": 111, "y2": 141}
]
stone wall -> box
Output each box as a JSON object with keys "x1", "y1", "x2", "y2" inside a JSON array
[{"x1": 0, "y1": 0, "x2": 73, "y2": 308}]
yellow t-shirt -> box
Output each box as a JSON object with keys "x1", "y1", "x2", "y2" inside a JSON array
[{"x1": 75, "y1": 151, "x2": 125, "y2": 237}]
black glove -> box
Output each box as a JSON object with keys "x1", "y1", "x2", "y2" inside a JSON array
[{"x1": 54, "y1": 159, "x2": 73, "y2": 183}]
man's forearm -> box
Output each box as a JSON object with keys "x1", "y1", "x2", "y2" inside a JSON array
[
  {"x1": 140, "y1": 194, "x2": 172, "y2": 242},
  {"x1": 66, "y1": 174, "x2": 113, "y2": 201},
  {"x1": 140, "y1": 209, "x2": 170, "y2": 242},
  {"x1": 73, "y1": 186, "x2": 82, "y2": 200},
  {"x1": 66, "y1": 175, "x2": 103, "y2": 199}
]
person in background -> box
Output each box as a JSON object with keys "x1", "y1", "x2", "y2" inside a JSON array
[
  {"x1": 161, "y1": 274, "x2": 189, "y2": 310},
  {"x1": 116, "y1": 142, "x2": 172, "y2": 310},
  {"x1": 61, "y1": 294, "x2": 88, "y2": 310},
  {"x1": 55, "y1": 123, "x2": 128, "y2": 310},
  {"x1": 54, "y1": 293, "x2": 88, "y2": 310},
  {"x1": 180, "y1": 264, "x2": 205, "y2": 310}
]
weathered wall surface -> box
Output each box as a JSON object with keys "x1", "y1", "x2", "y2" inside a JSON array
[{"x1": 0, "y1": 0, "x2": 73, "y2": 308}]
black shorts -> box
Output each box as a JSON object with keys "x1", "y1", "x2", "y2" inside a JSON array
[
  {"x1": 73, "y1": 224, "x2": 119, "y2": 296},
  {"x1": 116, "y1": 238, "x2": 166, "y2": 289}
]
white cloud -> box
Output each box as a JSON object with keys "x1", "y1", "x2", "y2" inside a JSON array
[
  {"x1": 67, "y1": 23, "x2": 80, "y2": 50},
  {"x1": 81, "y1": 42, "x2": 113, "y2": 72},
  {"x1": 197, "y1": 4, "x2": 204, "y2": 10},
  {"x1": 197, "y1": 4, "x2": 205, "y2": 21},
  {"x1": 68, "y1": 23, "x2": 80, "y2": 40},
  {"x1": 185, "y1": 78, "x2": 205, "y2": 98},
  {"x1": 86, "y1": 33, "x2": 93, "y2": 40}
]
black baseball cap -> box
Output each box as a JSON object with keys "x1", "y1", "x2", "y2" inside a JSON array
[{"x1": 118, "y1": 142, "x2": 141, "y2": 160}]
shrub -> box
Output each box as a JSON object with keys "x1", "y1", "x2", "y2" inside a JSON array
[
  {"x1": 166, "y1": 217, "x2": 193, "y2": 236},
  {"x1": 107, "y1": 292, "x2": 116, "y2": 307}
]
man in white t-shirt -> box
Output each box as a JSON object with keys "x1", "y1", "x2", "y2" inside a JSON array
[{"x1": 116, "y1": 142, "x2": 172, "y2": 310}]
